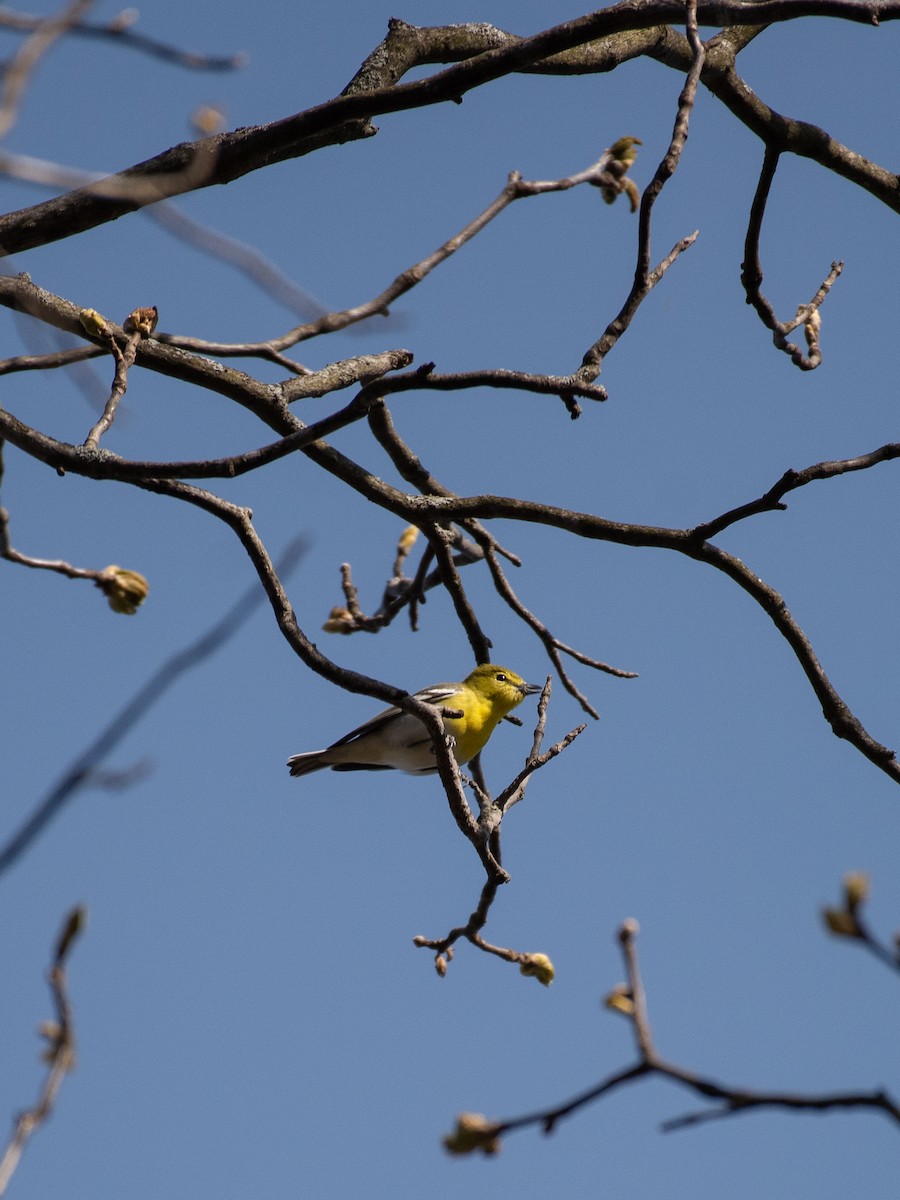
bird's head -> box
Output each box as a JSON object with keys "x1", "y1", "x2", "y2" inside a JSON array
[{"x1": 466, "y1": 663, "x2": 542, "y2": 716}]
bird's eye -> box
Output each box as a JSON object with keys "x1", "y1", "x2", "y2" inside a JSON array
[{"x1": 495, "y1": 673, "x2": 507, "y2": 682}]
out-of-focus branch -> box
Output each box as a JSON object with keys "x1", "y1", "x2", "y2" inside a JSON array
[
  {"x1": 444, "y1": 919, "x2": 900, "y2": 1155},
  {"x1": 0, "y1": 906, "x2": 86, "y2": 1195},
  {"x1": 822, "y1": 872, "x2": 900, "y2": 976},
  {"x1": 0, "y1": 6, "x2": 245, "y2": 70},
  {"x1": 0, "y1": 535, "x2": 306, "y2": 876},
  {"x1": 0, "y1": 0, "x2": 93, "y2": 142},
  {"x1": 0, "y1": 148, "x2": 337, "y2": 338},
  {"x1": 144, "y1": 201, "x2": 331, "y2": 329}
]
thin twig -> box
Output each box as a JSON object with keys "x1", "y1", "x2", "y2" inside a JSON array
[
  {"x1": 161, "y1": 151, "x2": 634, "y2": 359},
  {"x1": 82, "y1": 321, "x2": 143, "y2": 449},
  {"x1": 577, "y1": 0, "x2": 705, "y2": 384},
  {"x1": 821, "y1": 872, "x2": 900, "y2": 976},
  {"x1": 0, "y1": 906, "x2": 86, "y2": 1195},
  {"x1": 479, "y1": 535, "x2": 633, "y2": 717},
  {"x1": 740, "y1": 147, "x2": 843, "y2": 368},
  {"x1": 1, "y1": 504, "x2": 106, "y2": 582},
  {"x1": 415, "y1": 680, "x2": 581, "y2": 972}
]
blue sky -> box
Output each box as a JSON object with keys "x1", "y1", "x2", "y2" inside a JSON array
[{"x1": 2, "y1": 3, "x2": 900, "y2": 1197}]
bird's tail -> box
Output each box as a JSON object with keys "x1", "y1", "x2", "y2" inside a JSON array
[{"x1": 286, "y1": 751, "x2": 329, "y2": 777}]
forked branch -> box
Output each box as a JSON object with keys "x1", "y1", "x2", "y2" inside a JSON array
[{"x1": 443, "y1": 919, "x2": 900, "y2": 1155}]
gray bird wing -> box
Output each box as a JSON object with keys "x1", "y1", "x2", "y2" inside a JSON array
[{"x1": 326, "y1": 683, "x2": 459, "y2": 750}]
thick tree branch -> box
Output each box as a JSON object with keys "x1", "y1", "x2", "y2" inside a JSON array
[
  {"x1": 0, "y1": 1, "x2": 896, "y2": 255},
  {"x1": 5, "y1": 312, "x2": 900, "y2": 787}
]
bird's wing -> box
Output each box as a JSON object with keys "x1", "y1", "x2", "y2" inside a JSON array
[
  {"x1": 326, "y1": 704, "x2": 403, "y2": 750},
  {"x1": 411, "y1": 682, "x2": 460, "y2": 707},
  {"x1": 326, "y1": 684, "x2": 460, "y2": 750}
]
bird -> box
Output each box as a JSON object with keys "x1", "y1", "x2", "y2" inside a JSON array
[{"x1": 287, "y1": 663, "x2": 541, "y2": 778}]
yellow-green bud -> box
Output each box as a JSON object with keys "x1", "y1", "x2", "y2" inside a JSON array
[
  {"x1": 397, "y1": 525, "x2": 419, "y2": 554},
  {"x1": 322, "y1": 606, "x2": 355, "y2": 634},
  {"x1": 604, "y1": 984, "x2": 635, "y2": 1016},
  {"x1": 79, "y1": 308, "x2": 110, "y2": 338},
  {"x1": 519, "y1": 952, "x2": 555, "y2": 986},
  {"x1": 98, "y1": 566, "x2": 149, "y2": 614},
  {"x1": 609, "y1": 136, "x2": 642, "y2": 165}
]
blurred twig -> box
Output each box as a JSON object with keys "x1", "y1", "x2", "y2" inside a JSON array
[
  {"x1": 0, "y1": 0, "x2": 93, "y2": 141},
  {"x1": 0, "y1": 536, "x2": 308, "y2": 877},
  {"x1": 822, "y1": 871, "x2": 900, "y2": 976},
  {"x1": 0, "y1": 905, "x2": 86, "y2": 1195},
  {"x1": 0, "y1": 5, "x2": 244, "y2": 69}
]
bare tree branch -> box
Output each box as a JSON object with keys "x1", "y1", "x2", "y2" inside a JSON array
[
  {"x1": 0, "y1": 2, "x2": 897, "y2": 256},
  {"x1": 444, "y1": 918, "x2": 900, "y2": 1154},
  {"x1": 160, "y1": 149, "x2": 637, "y2": 361},
  {"x1": 740, "y1": 147, "x2": 843, "y2": 366},
  {"x1": 415, "y1": 679, "x2": 582, "y2": 971},
  {"x1": 578, "y1": 0, "x2": 705, "y2": 383}
]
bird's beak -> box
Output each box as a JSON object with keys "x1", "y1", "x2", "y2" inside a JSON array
[{"x1": 521, "y1": 681, "x2": 543, "y2": 696}]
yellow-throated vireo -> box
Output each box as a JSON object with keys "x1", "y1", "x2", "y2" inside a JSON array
[{"x1": 287, "y1": 663, "x2": 540, "y2": 778}]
